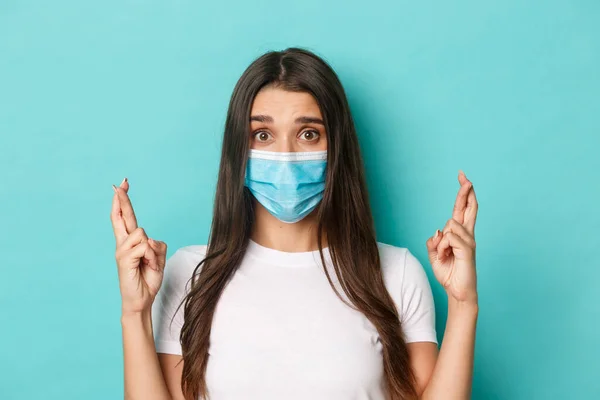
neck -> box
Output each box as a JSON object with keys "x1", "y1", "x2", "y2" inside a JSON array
[{"x1": 250, "y1": 201, "x2": 326, "y2": 252}]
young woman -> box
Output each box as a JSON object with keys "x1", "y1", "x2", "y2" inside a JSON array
[{"x1": 111, "y1": 48, "x2": 479, "y2": 400}]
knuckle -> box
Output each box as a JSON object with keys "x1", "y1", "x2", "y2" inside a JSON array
[
  {"x1": 443, "y1": 220, "x2": 453, "y2": 233},
  {"x1": 134, "y1": 227, "x2": 146, "y2": 237}
]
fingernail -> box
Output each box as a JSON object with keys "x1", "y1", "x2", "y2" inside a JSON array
[
  {"x1": 120, "y1": 177, "x2": 127, "y2": 186},
  {"x1": 112, "y1": 184, "x2": 118, "y2": 193},
  {"x1": 434, "y1": 229, "x2": 439, "y2": 239}
]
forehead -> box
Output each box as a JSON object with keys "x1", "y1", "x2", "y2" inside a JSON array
[{"x1": 251, "y1": 86, "x2": 322, "y2": 118}]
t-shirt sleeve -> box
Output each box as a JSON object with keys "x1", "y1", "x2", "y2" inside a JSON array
[
  {"x1": 399, "y1": 249, "x2": 438, "y2": 344},
  {"x1": 151, "y1": 247, "x2": 199, "y2": 355}
]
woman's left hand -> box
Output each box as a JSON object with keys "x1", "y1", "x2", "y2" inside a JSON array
[{"x1": 426, "y1": 171, "x2": 479, "y2": 305}]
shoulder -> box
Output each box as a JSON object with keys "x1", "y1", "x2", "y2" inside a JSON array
[
  {"x1": 161, "y1": 244, "x2": 208, "y2": 295},
  {"x1": 152, "y1": 245, "x2": 208, "y2": 349},
  {"x1": 377, "y1": 241, "x2": 424, "y2": 276},
  {"x1": 377, "y1": 243, "x2": 438, "y2": 343},
  {"x1": 377, "y1": 242, "x2": 410, "y2": 269},
  {"x1": 171, "y1": 244, "x2": 208, "y2": 259},
  {"x1": 167, "y1": 244, "x2": 208, "y2": 266},
  {"x1": 377, "y1": 242, "x2": 431, "y2": 294}
]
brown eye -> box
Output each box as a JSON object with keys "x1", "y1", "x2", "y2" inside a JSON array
[
  {"x1": 301, "y1": 130, "x2": 320, "y2": 141},
  {"x1": 254, "y1": 131, "x2": 272, "y2": 142}
]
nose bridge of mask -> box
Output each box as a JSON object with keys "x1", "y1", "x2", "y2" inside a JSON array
[
  {"x1": 246, "y1": 150, "x2": 327, "y2": 184},
  {"x1": 247, "y1": 149, "x2": 327, "y2": 164}
]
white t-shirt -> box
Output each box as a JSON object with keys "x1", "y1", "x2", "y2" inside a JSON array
[{"x1": 152, "y1": 240, "x2": 437, "y2": 400}]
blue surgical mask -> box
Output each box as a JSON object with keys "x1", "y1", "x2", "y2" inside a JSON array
[{"x1": 244, "y1": 149, "x2": 327, "y2": 224}]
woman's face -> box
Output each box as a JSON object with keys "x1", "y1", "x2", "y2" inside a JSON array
[{"x1": 249, "y1": 86, "x2": 328, "y2": 152}]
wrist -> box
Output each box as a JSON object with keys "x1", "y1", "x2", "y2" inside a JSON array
[
  {"x1": 448, "y1": 297, "x2": 479, "y2": 316},
  {"x1": 121, "y1": 308, "x2": 152, "y2": 326}
]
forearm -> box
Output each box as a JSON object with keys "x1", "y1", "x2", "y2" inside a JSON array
[
  {"x1": 121, "y1": 310, "x2": 172, "y2": 400},
  {"x1": 420, "y1": 299, "x2": 478, "y2": 400}
]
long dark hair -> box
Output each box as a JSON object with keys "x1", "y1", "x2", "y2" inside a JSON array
[{"x1": 179, "y1": 48, "x2": 417, "y2": 400}]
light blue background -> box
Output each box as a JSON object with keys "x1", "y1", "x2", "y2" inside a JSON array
[{"x1": 1, "y1": 1, "x2": 598, "y2": 399}]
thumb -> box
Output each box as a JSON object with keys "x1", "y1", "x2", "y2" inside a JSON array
[
  {"x1": 148, "y1": 238, "x2": 160, "y2": 251},
  {"x1": 148, "y1": 239, "x2": 167, "y2": 269},
  {"x1": 426, "y1": 229, "x2": 442, "y2": 265}
]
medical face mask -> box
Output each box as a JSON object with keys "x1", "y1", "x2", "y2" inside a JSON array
[{"x1": 244, "y1": 149, "x2": 327, "y2": 224}]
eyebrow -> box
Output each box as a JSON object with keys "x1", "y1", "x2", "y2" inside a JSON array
[{"x1": 250, "y1": 115, "x2": 325, "y2": 125}]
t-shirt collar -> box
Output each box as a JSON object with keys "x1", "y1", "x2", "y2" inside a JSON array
[{"x1": 246, "y1": 239, "x2": 331, "y2": 267}]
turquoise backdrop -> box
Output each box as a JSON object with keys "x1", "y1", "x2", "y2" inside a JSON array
[{"x1": 1, "y1": 1, "x2": 598, "y2": 399}]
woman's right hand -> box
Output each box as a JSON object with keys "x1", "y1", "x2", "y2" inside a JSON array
[{"x1": 110, "y1": 178, "x2": 168, "y2": 315}]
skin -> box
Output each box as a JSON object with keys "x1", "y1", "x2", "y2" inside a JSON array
[
  {"x1": 420, "y1": 172, "x2": 479, "y2": 400},
  {"x1": 248, "y1": 86, "x2": 329, "y2": 252},
  {"x1": 112, "y1": 86, "x2": 479, "y2": 400},
  {"x1": 111, "y1": 179, "x2": 175, "y2": 400}
]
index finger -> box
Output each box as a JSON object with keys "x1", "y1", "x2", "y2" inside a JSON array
[
  {"x1": 452, "y1": 171, "x2": 472, "y2": 225},
  {"x1": 114, "y1": 186, "x2": 138, "y2": 234},
  {"x1": 464, "y1": 185, "x2": 478, "y2": 236},
  {"x1": 110, "y1": 189, "x2": 128, "y2": 245}
]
